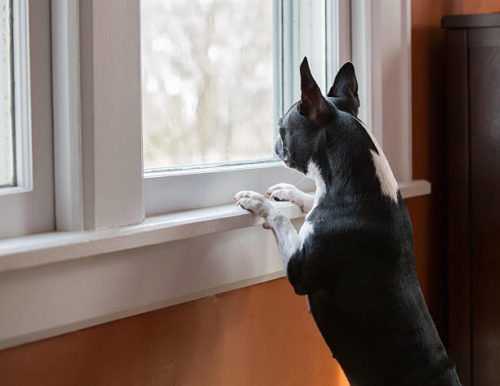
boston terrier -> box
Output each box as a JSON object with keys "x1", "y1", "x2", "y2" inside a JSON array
[{"x1": 234, "y1": 58, "x2": 462, "y2": 386}]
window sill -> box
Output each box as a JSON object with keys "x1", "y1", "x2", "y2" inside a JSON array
[
  {"x1": 0, "y1": 186, "x2": 32, "y2": 197},
  {"x1": 0, "y1": 180, "x2": 430, "y2": 274}
]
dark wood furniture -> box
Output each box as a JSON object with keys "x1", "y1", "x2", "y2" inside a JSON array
[{"x1": 443, "y1": 14, "x2": 500, "y2": 386}]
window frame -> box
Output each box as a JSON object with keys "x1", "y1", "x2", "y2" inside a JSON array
[
  {"x1": 9, "y1": 0, "x2": 423, "y2": 232},
  {"x1": 0, "y1": 0, "x2": 54, "y2": 239},
  {"x1": 0, "y1": 0, "x2": 426, "y2": 235}
]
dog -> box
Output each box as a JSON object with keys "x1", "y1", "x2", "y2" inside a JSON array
[{"x1": 234, "y1": 58, "x2": 462, "y2": 386}]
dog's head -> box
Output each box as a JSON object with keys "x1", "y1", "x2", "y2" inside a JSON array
[{"x1": 275, "y1": 57, "x2": 361, "y2": 175}]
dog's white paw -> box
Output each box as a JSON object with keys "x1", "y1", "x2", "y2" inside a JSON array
[
  {"x1": 267, "y1": 183, "x2": 301, "y2": 203},
  {"x1": 267, "y1": 183, "x2": 314, "y2": 214},
  {"x1": 234, "y1": 190, "x2": 277, "y2": 219}
]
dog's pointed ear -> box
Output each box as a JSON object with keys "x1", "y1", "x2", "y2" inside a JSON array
[
  {"x1": 327, "y1": 62, "x2": 360, "y2": 116},
  {"x1": 298, "y1": 57, "x2": 333, "y2": 125}
]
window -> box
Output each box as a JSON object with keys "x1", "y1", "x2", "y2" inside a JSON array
[
  {"x1": 141, "y1": 0, "x2": 275, "y2": 171},
  {"x1": 0, "y1": 0, "x2": 428, "y2": 351},
  {"x1": 0, "y1": 0, "x2": 421, "y2": 237},
  {"x1": 0, "y1": 0, "x2": 54, "y2": 239},
  {"x1": 0, "y1": 0, "x2": 15, "y2": 187},
  {"x1": 142, "y1": 0, "x2": 346, "y2": 215}
]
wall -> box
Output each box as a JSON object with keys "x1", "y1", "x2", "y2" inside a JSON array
[
  {"x1": 0, "y1": 279, "x2": 349, "y2": 386},
  {"x1": 1, "y1": 1, "x2": 500, "y2": 385}
]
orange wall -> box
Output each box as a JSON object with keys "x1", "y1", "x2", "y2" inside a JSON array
[
  {"x1": 2, "y1": 2, "x2": 500, "y2": 386},
  {"x1": 0, "y1": 279, "x2": 349, "y2": 386}
]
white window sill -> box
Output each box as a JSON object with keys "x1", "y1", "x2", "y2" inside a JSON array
[{"x1": 0, "y1": 180, "x2": 430, "y2": 274}]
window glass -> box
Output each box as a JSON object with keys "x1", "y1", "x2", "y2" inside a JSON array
[
  {"x1": 141, "y1": 0, "x2": 275, "y2": 171},
  {"x1": 0, "y1": 0, "x2": 15, "y2": 187}
]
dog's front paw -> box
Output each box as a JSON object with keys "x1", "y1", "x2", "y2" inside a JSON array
[
  {"x1": 267, "y1": 183, "x2": 314, "y2": 214},
  {"x1": 267, "y1": 183, "x2": 301, "y2": 203},
  {"x1": 234, "y1": 191, "x2": 277, "y2": 219}
]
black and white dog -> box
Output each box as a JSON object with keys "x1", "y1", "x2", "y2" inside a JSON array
[{"x1": 234, "y1": 58, "x2": 462, "y2": 386}]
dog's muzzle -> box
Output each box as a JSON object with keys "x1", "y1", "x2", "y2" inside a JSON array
[
  {"x1": 275, "y1": 135, "x2": 285, "y2": 159},
  {"x1": 274, "y1": 135, "x2": 291, "y2": 166}
]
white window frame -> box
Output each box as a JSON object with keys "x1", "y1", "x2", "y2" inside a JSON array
[
  {"x1": 0, "y1": 0, "x2": 54, "y2": 239},
  {"x1": 0, "y1": 0, "x2": 431, "y2": 350},
  {"x1": 45, "y1": 0, "x2": 428, "y2": 230}
]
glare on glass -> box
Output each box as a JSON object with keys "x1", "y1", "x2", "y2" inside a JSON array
[
  {"x1": 141, "y1": 0, "x2": 275, "y2": 170},
  {"x1": 0, "y1": 0, "x2": 15, "y2": 186}
]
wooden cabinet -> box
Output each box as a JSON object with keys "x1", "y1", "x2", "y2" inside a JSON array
[{"x1": 443, "y1": 14, "x2": 500, "y2": 386}]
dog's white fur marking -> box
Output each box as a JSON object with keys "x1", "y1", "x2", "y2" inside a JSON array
[
  {"x1": 370, "y1": 150, "x2": 398, "y2": 202},
  {"x1": 355, "y1": 118, "x2": 398, "y2": 202},
  {"x1": 306, "y1": 161, "x2": 326, "y2": 216},
  {"x1": 269, "y1": 215, "x2": 301, "y2": 268},
  {"x1": 297, "y1": 160, "x2": 326, "y2": 247}
]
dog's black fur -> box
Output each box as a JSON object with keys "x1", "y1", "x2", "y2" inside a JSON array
[{"x1": 276, "y1": 58, "x2": 461, "y2": 386}]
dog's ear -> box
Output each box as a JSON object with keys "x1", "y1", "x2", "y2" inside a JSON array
[
  {"x1": 327, "y1": 62, "x2": 360, "y2": 116},
  {"x1": 298, "y1": 57, "x2": 333, "y2": 126}
]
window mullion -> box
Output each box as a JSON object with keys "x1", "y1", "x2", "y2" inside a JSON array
[{"x1": 78, "y1": 0, "x2": 144, "y2": 230}]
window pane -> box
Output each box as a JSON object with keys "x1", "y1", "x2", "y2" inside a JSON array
[
  {"x1": 141, "y1": 0, "x2": 275, "y2": 170},
  {"x1": 0, "y1": 0, "x2": 15, "y2": 186}
]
